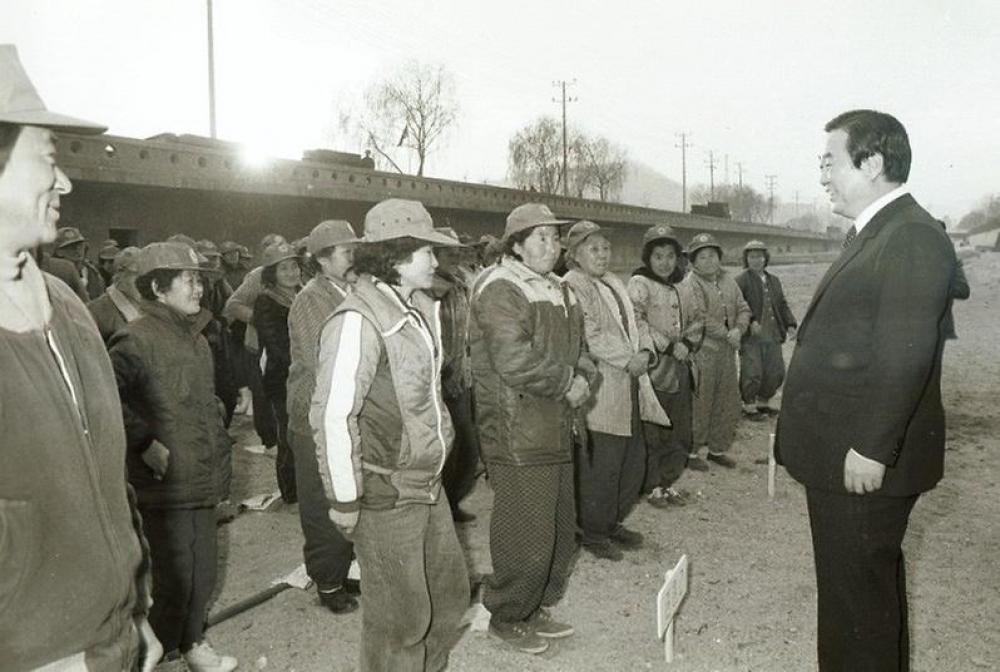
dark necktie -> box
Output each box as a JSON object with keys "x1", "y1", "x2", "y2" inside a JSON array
[{"x1": 842, "y1": 225, "x2": 858, "y2": 249}]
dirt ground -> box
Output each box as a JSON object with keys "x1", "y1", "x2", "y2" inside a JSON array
[{"x1": 196, "y1": 256, "x2": 999, "y2": 672}]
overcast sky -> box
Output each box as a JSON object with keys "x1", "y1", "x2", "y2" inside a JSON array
[{"x1": 5, "y1": 0, "x2": 998, "y2": 221}]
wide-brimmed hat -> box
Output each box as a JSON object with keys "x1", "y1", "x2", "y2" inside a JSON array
[
  {"x1": 260, "y1": 242, "x2": 299, "y2": 268},
  {"x1": 307, "y1": 220, "x2": 361, "y2": 255},
  {"x1": 687, "y1": 232, "x2": 723, "y2": 258},
  {"x1": 0, "y1": 45, "x2": 106, "y2": 134},
  {"x1": 503, "y1": 203, "x2": 571, "y2": 241},
  {"x1": 98, "y1": 243, "x2": 120, "y2": 260},
  {"x1": 113, "y1": 246, "x2": 141, "y2": 274},
  {"x1": 54, "y1": 227, "x2": 86, "y2": 248},
  {"x1": 564, "y1": 220, "x2": 604, "y2": 254},
  {"x1": 219, "y1": 240, "x2": 241, "y2": 255},
  {"x1": 136, "y1": 242, "x2": 204, "y2": 276},
  {"x1": 195, "y1": 240, "x2": 221, "y2": 258},
  {"x1": 362, "y1": 199, "x2": 459, "y2": 246}
]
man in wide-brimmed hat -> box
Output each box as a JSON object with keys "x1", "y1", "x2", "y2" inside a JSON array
[{"x1": 0, "y1": 44, "x2": 162, "y2": 671}]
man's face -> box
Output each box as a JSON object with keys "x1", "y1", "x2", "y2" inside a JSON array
[
  {"x1": 820, "y1": 129, "x2": 877, "y2": 219},
  {"x1": 0, "y1": 126, "x2": 72, "y2": 250}
]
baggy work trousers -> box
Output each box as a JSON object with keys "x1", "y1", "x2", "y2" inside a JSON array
[
  {"x1": 643, "y1": 378, "x2": 693, "y2": 492},
  {"x1": 483, "y1": 462, "x2": 577, "y2": 623},
  {"x1": 739, "y1": 335, "x2": 786, "y2": 404},
  {"x1": 692, "y1": 343, "x2": 741, "y2": 454}
]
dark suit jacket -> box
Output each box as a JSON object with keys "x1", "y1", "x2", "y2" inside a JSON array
[
  {"x1": 775, "y1": 194, "x2": 956, "y2": 496},
  {"x1": 734, "y1": 269, "x2": 797, "y2": 342}
]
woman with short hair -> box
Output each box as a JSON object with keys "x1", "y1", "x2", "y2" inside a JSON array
[{"x1": 310, "y1": 199, "x2": 469, "y2": 672}]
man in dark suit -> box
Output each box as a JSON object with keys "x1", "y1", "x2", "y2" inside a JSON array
[{"x1": 776, "y1": 110, "x2": 957, "y2": 671}]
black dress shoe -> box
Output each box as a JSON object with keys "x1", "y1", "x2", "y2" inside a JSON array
[
  {"x1": 609, "y1": 525, "x2": 644, "y2": 549},
  {"x1": 318, "y1": 587, "x2": 359, "y2": 614},
  {"x1": 706, "y1": 453, "x2": 737, "y2": 469}
]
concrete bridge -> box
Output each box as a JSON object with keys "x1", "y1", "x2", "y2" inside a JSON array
[{"x1": 57, "y1": 133, "x2": 838, "y2": 270}]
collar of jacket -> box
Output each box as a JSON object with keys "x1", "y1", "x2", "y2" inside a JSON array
[
  {"x1": 631, "y1": 264, "x2": 681, "y2": 288},
  {"x1": 501, "y1": 256, "x2": 565, "y2": 287},
  {"x1": 691, "y1": 265, "x2": 726, "y2": 282},
  {"x1": 140, "y1": 299, "x2": 212, "y2": 335}
]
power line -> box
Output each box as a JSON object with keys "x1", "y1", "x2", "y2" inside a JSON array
[{"x1": 552, "y1": 80, "x2": 577, "y2": 196}]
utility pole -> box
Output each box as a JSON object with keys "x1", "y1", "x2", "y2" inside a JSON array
[
  {"x1": 795, "y1": 190, "x2": 800, "y2": 218},
  {"x1": 764, "y1": 174, "x2": 778, "y2": 224},
  {"x1": 705, "y1": 150, "x2": 719, "y2": 200},
  {"x1": 675, "y1": 132, "x2": 692, "y2": 213},
  {"x1": 735, "y1": 161, "x2": 745, "y2": 190},
  {"x1": 207, "y1": 0, "x2": 217, "y2": 139},
  {"x1": 724, "y1": 153, "x2": 730, "y2": 185},
  {"x1": 552, "y1": 80, "x2": 577, "y2": 196}
]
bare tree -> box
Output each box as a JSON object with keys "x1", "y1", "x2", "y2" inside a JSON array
[
  {"x1": 691, "y1": 183, "x2": 772, "y2": 223},
  {"x1": 508, "y1": 117, "x2": 563, "y2": 193},
  {"x1": 341, "y1": 61, "x2": 457, "y2": 176},
  {"x1": 573, "y1": 135, "x2": 627, "y2": 202}
]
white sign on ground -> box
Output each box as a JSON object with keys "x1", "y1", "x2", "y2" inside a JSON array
[
  {"x1": 656, "y1": 554, "x2": 689, "y2": 664},
  {"x1": 768, "y1": 432, "x2": 777, "y2": 499}
]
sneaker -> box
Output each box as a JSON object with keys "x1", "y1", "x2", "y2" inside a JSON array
[
  {"x1": 741, "y1": 403, "x2": 767, "y2": 421},
  {"x1": 489, "y1": 619, "x2": 549, "y2": 654},
  {"x1": 686, "y1": 455, "x2": 710, "y2": 472},
  {"x1": 184, "y1": 641, "x2": 237, "y2": 672},
  {"x1": 610, "y1": 525, "x2": 644, "y2": 549},
  {"x1": 527, "y1": 607, "x2": 574, "y2": 638},
  {"x1": 757, "y1": 405, "x2": 780, "y2": 417},
  {"x1": 583, "y1": 540, "x2": 624, "y2": 561},
  {"x1": 707, "y1": 452, "x2": 737, "y2": 469},
  {"x1": 318, "y1": 586, "x2": 359, "y2": 614},
  {"x1": 649, "y1": 486, "x2": 688, "y2": 508}
]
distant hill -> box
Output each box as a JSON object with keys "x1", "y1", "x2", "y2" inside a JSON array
[{"x1": 619, "y1": 160, "x2": 684, "y2": 212}]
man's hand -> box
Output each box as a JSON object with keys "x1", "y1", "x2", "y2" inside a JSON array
[
  {"x1": 786, "y1": 325, "x2": 797, "y2": 342},
  {"x1": 626, "y1": 351, "x2": 652, "y2": 377},
  {"x1": 136, "y1": 616, "x2": 163, "y2": 672},
  {"x1": 750, "y1": 322, "x2": 762, "y2": 336},
  {"x1": 141, "y1": 441, "x2": 170, "y2": 481},
  {"x1": 843, "y1": 448, "x2": 886, "y2": 494},
  {"x1": 328, "y1": 508, "x2": 360, "y2": 537},
  {"x1": 726, "y1": 328, "x2": 742, "y2": 348},
  {"x1": 672, "y1": 342, "x2": 689, "y2": 361},
  {"x1": 564, "y1": 375, "x2": 591, "y2": 408}
]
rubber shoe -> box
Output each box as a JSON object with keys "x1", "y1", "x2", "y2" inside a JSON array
[
  {"x1": 318, "y1": 586, "x2": 359, "y2": 614},
  {"x1": 610, "y1": 525, "x2": 644, "y2": 549},
  {"x1": 527, "y1": 608, "x2": 574, "y2": 638},
  {"x1": 648, "y1": 487, "x2": 687, "y2": 509},
  {"x1": 707, "y1": 452, "x2": 737, "y2": 469},
  {"x1": 184, "y1": 641, "x2": 237, "y2": 672},
  {"x1": 686, "y1": 455, "x2": 710, "y2": 472},
  {"x1": 583, "y1": 540, "x2": 624, "y2": 561},
  {"x1": 489, "y1": 619, "x2": 549, "y2": 654}
]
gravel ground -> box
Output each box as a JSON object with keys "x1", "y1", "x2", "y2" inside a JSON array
[{"x1": 187, "y1": 256, "x2": 999, "y2": 672}]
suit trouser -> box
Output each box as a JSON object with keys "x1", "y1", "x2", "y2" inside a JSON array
[
  {"x1": 643, "y1": 381, "x2": 693, "y2": 492},
  {"x1": 264, "y1": 387, "x2": 296, "y2": 502},
  {"x1": 247, "y1": 348, "x2": 278, "y2": 448},
  {"x1": 739, "y1": 335, "x2": 786, "y2": 404},
  {"x1": 483, "y1": 462, "x2": 577, "y2": 623},
  {"x1": 692, "y1": 344, "x2": 740, "y2": 454},
  {"x1": 288, "y1": 429, "x2": 354, "y2": 591},
  {"x1": 806, "y1": 489, "x2": 918, "y2": 672},
  {"x1": 353, "y1": 496, "x2": 469, "y2": 672},
  {"x1": 441, "y1": 387, "x2": 481, "y2": 511},
  {"x1": 141, "y1": 507, "x2": 217, "y2": 654}
]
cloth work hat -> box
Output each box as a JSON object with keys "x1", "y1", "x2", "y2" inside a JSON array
[
  {"x1": 434, "y1": 226, "x2": 467, "y2": 246},
  {"x1": 564, "y1": 220, "x2": 604, "y2": 254},
  {"x1": 687, "y1": 232, "x2": 723, "y2": 258},
  {"x1": 643, "y1": 224, "x2": 680, "y2": 248},
  {"x1": 238, "y1": 245, "x2": 251, "y2": 259},
  {"x1": 219, "y1": 240, "x2": 241, "y2": 255},
  {"x1": 136, "y1": 242, "x2": 204, "y2": 276},
  {"x1": 503, "y1": 203, "x2": 571, "y2": 241},
  {"x1": 743, "y1": 239, "x2": 768, "y2": 252},
  {"x1": 113, "y1": 246, "x2": 141, "y2": 274},
  {"x1": 54, "y1": 227, "x2": 86, "y2": 248},
  {"x1": 362, "y1": 199, "x2": 459, "y2": 246},
  {"x1": 307, "y1": 220, "x2": 361, "y2": 255},
  {"x1": 98, "y1": 243, "x2": 120, "y2": 260},
  {"x1": 260, "y1": 242, "x2": 299, "y2": 268},
  {"x1": 0, "y1": 45, "x2": 107, "y2": 134},
  {"x1": 195, "y1": 239, "x2": 221, "y2": 258}
]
